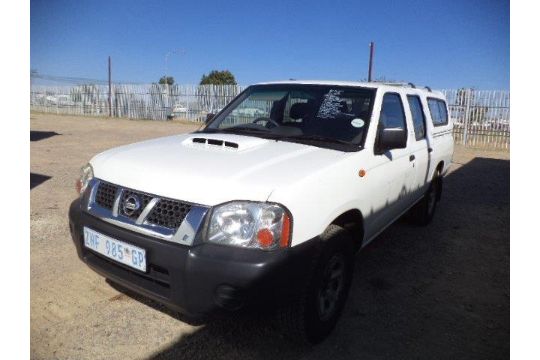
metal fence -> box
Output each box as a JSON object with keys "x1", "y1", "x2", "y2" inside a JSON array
[
  {"x1": 30, "y1": 84, "x2": 248, "y2": 122},
  {"x1": 441, "y1": 89, "x2": 509, "y2": 149},
  {"x1": 30, "y1": 84, "x2": 509, "y2": 149}
]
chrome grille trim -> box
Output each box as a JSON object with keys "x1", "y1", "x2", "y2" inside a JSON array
[
  {"x1": 85, "y1": 179, "x2": 209, "y2": 246},
  {"x1": 112, "y1": 188, "x2": 123, "y2": 217},
  {"x1": 136, "y1": 197, "x2": 160, "y2": 225}
]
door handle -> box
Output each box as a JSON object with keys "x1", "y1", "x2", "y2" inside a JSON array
[{"x1": 409, "y1": 155, "x2": 416, "y2": 162}]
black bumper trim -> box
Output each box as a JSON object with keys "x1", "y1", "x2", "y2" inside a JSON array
[{"x1": 69, "y1": 198, "x2": 321, "y2": 316}]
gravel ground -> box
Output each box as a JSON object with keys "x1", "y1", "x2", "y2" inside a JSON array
[{"x1": 30, "y1": 112, "x2": 509, "y2": 360}]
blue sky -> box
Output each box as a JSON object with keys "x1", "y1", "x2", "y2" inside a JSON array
[{"x1": 31, "y1": 0, "x2": 509, "y2": 89}]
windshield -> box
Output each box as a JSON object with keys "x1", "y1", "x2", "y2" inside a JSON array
[{"x1": 203, "y1": 84, "x2": 376, "y2": 151}]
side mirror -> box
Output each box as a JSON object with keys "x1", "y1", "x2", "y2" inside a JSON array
[
  {"x1": 205, "y1": 113, "x2": 215, "y2": 124},
  {"x1": 378, "y1": 127, "x2": 407, "y2": 153}
]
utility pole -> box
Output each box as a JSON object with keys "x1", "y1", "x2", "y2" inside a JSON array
[
  {"x1": 108, "y1": 56, "x2": 112, "y2": 117},
  {"x1": 368, "y1": 42, "x2": 375, "y2": 82},
  {"x1": 463, "y1": 88, "x2": 472, "y2": 146}
]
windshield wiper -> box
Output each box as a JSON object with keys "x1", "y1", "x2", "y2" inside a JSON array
[
  {"x1": 284, "y1": 134, "x2": 354, "y2": 146},
  {"x1": 197, "y1": 126, "x2": 269, "y2": 135},
  {"x1": 221, "y1": 126, "x2": 270, "y2": 133}
]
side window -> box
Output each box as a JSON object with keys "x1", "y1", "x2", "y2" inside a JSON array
[
  {"x1": 428, "y1": 98, "x2": 448, "y2": 126},
  {"x1": 380, "y1": 93, "x2": 406, "y2": 129},
  {"x1": 407, "y1": 95, "x2": 426, "y2": 140},
  {"x1": 438, "y1": 101, "x2": 448, "y2": 124}
]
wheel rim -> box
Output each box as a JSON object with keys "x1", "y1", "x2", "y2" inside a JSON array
[{"x1": 317, "y1": 254, "x2": 345, "y2": 321}]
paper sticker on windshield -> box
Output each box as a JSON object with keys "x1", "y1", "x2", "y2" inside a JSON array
[
  {"x1": 351, "y1": 118, "x2": 365, "y2": 128},
  {"x1": 317, "y1": 90, "x2": 344, "y2": 119}
]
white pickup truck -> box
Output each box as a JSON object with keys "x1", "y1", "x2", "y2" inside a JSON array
[{"x1": 69, "y1": 80, "x2": 453, "y2": 343}]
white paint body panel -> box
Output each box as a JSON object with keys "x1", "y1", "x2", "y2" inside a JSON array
[
  {"x1": 90, "y1": 133, "x2": 345, "y2": 208},
  {"x1": 89, "y1": 81, "x2": 454, "y2": 248}
]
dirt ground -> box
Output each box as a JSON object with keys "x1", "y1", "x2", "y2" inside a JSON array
[{"x1": 30, "y1": 112, "x2": 509, "y2": 360}]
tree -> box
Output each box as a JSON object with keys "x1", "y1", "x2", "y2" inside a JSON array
[
  {"x1": 159, "y1": 76, "x2": 175, "y2": 85},
  {"x1": 200, "y1": 70, "x2": 237, "y2": 85}
]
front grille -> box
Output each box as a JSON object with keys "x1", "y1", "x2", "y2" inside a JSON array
[
  {"x1": 146, "y1": 199, "x2": 192, "y2": 229},
  {"x1": 119, "y1": 189, "x2": 152, "y2": 220},
  {"x1": 95, "y1": 182, "x2": 118, "y2": 210},
  {"x1": 93, "y1": 180, "x2": 193, "y2": 231}
]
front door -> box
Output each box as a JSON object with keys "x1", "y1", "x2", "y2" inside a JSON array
[{"x1": 365, "y1": 92, "x2": 415, "y2": 238}]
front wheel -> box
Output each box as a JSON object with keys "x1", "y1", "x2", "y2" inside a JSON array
[{"x1": 276, "y1": 225, "x2": 354, "y2": 344}]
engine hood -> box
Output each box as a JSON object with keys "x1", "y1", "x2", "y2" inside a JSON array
[{"x1": 90, "y1": 133, "x2": 349, "y2": 206}]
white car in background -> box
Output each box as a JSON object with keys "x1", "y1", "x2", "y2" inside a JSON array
[
  {"x1": 45, "y1": 94, "x2": 75, "y2": 106},
  {"x1": 233, "y1": 107, "x2": 267, "y2": 117},
  {"x1": 167, "y1": 104, "x2": 189, "y2": 119},
  {"x1": 172, "y1": 103, "x2": 188, "y2": 113},
  {"x1": 70, "y1": 80, "x2": 454, "y2": 343}
]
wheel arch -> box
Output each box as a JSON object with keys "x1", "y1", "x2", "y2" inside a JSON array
[
  {"x1": 428, "y1": 160, "x2": 445, "y2": 186},
  {"x1": 329, "y1": 209, "x2": 364, "y2": 252},
  {"x1": 436, "y1": 161, "x2": 445, "y2": 174},
  {"x1": 434, "y1": 161, "x2": 444, "y2": 200}
]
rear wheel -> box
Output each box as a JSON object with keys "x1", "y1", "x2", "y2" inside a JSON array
[
  {"x1": 277, "y1": 225, "x2": 354, "y2": 344},
  {"x1": 410, "y1": 170, "x2": 442, "y2": 225}
]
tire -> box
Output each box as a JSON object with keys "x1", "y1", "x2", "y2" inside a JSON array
[
  {"x1": 276, "y1": 225, "x2": 354, "y2": 344},
  {"x1": 410, "y1": 170, "x2": 442, "y2": 226}
]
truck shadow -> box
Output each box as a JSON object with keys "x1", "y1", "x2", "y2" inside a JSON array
[
  {"x1": 30, "y1": 172, "x2": 52, "y2": 189},
  {"x1": 30, "y1": 130, "x2": 61, "y2": 141},
  {"x1": 121, "y1": 157, "x2": 509, "y2": 360}
]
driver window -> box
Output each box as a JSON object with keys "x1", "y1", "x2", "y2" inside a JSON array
[{"x1": 380, "y1": 93, "x2": 406, "y2": 129}]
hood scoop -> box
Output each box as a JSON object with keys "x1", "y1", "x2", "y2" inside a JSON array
[
  {"x1": 183, "y1": 134, "x2": 269, "y2": 152},
  {"x1": 192, "y1": 137, "x2": 239, "y2": 149}
]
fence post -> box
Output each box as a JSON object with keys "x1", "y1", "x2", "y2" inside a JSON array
[
  {"x1": 108, "y1": 56, "x2": 112, "y2": 117},
  {"x1": 463, "y1": 88, "x2": 472, "y2": 146}
]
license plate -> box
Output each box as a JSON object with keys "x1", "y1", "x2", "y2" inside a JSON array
[{"x1": 83, "y1": 227, "x2": 147, "y2": 272}]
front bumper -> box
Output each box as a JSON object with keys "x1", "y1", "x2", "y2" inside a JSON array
[{"x1": 69, "y1": 198, "x2": 320, "y2": 316}]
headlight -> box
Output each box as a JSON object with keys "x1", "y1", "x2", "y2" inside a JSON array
[
  {"x1": 207, "y1": 202, "x2": 291, "y2": 250},
  {"x1": 75, "y1": 163, "x2": 94, "y2": 195}
]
